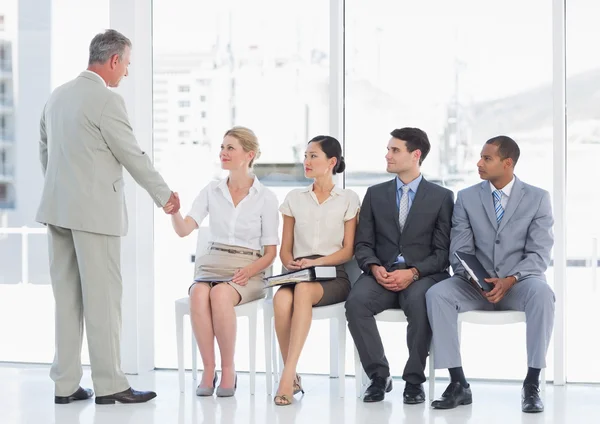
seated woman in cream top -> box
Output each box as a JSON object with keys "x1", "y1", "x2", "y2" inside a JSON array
[
  {"x1": 167, "y1": 127, "x2": 279, "y2": 398},
  {"x1": 273, "y1": 135, "x2": 360, "y2": 406}
]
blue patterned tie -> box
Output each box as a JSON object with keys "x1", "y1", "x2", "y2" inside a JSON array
[
  {"x1": 398, "y1": 185, "x2": 410, "y2": 231},
  {"x1": 493, "y1": 189, "x2": 504, "y2": 224}
]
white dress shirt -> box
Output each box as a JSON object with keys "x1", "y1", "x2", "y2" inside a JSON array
[
  {"x1": 490, "y1": 177, "x2": 515, "y2": 210},
  {"x1": 82, "y1": 70, "x2": 107, "y2": 87},
  {"x1": 187, "y1": 176, "x2": 280, "y2": 251},
  {"x1": 280, "y1": 185, "x2": 361, "y2": 259}
]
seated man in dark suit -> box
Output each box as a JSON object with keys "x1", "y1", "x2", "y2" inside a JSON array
[{"x1": 346, "y1": 127, "x2": 454, "y2": 404}]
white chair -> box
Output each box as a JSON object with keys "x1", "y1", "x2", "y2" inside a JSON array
[
  {"x1": 264, "y1": 259, "x2": 362, "y2": 398},
  {"x1": 267, "y1": 300, "x2": 347, "y2": 396},
  {"x1": 454, "y1": 310, "x2": 547, "y2": 392},
  {"x1": 353, "y1": 309, "x2": 436, "y2": 400},
  {"x1": 175, "y1": 296, "x2": 265, "y2": 394}
]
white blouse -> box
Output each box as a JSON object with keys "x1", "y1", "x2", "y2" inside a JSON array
[
  {"x1": 187, "y1": 176, "x2": 280, "y2": 251},
  {"x1": 280, "y1": 185, "x2": 361, "y2": 259}
]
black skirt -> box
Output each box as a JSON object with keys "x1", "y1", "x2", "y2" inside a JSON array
[{"x1": 294, "y1": 255, "x2": 351, "y2": 306}]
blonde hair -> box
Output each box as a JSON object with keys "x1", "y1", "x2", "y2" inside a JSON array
[{"x1": 223, "y1": 126, "x2": 261, "y2": 168}]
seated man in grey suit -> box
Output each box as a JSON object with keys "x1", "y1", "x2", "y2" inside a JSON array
[
  {"x1": 346, "y1": 128, "x2": 454, "y2": 404},
  {"x1": 426, "y1": 135, "x2": 555, "y2": 413}
]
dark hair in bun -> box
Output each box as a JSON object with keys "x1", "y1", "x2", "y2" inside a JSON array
[{"x1": 308, "y1": 135, "x2": 345, "y2": 174}]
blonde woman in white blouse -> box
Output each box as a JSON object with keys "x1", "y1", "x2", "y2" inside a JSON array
[
  {"x1": 166, "y1": 127, "x2": 279, "y2": 398},
  {"x1": 273, "y1": 135, "x2": 361, "y2": 406}
]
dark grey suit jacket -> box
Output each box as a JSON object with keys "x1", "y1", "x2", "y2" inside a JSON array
[{"x1": 355, "y1": 177, "x2": 454, "y2": 278}]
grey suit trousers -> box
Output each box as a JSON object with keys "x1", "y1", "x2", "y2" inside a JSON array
[
  {"x1": 346, "y1": 272, "x2": 441, "y2": 384},
  {"x1": 48, "y1": 224, "x2": 130, "y2": 396},
  {"x1": 425, "y1": 276, "x2": 555, "y2": 370}
]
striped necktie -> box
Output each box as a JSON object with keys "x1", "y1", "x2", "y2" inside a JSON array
[{"x1": 493, "y1": 189, "x2": 504, "y2": 224}]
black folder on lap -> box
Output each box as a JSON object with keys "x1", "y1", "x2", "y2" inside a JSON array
[
  {"x1": 264, "y1": 266, "x2": 336, "y2": 287},
  {"x1": 454, "y1": 252, "x2": 494, "y2": 292}
]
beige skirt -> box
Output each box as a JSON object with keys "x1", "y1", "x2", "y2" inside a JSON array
[{"x1": 190, "y1": 242, "x2": 266, "y2": 305}]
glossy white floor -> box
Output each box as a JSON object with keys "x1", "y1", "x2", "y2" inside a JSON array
[{"x1": 2, "y1": 364, "x2": 600, "y2": 424}]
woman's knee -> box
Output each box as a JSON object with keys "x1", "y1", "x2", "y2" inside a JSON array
[
  {"x1": 190, "y1": 283, "x2": 211, "y2": 311},
  {"x1": 293, "y1": 282, "x2": 320, "y2": 304},
  {"x1": 209, "y1": 283, "x2": 239, "y2": 306},
  {"x1": 274, "y1": 287, "x2": 294, "y2": 310}
]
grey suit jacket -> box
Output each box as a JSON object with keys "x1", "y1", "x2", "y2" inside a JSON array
[
  {"x1": 36, "y1": 72, "x2": 172, "y2": 237},
  {"x1": 450, "y1": 177, "x2": 554, "y2": 281},
  {"x1": 355, "y1": 177, "x2": 455, "y2": 278}
]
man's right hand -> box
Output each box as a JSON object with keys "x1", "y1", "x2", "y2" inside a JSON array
[
  {"x1": 163, "y1": 192, "x2": 180, "y2": 215},
  {"x1": 370, "y1": 265, "x2": 399, "y2": 291}
]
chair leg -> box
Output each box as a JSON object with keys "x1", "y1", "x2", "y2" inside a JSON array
[
  {"x1": 273, "y1": 317, "x2": 280, "y2": 384},
  {"x1": 354, "y1": 345, "x2": 362, "y2": 398},
  {"x1": 264, "y1": 312, "x2": 273, "y2": 395},
  {"x1": 176, "y1": 308, "x2": 185, "y2": 393},
  {"x1": 278, "y1": 345, "x2": 284, "y2": 383},
  {"x1": 329, "y1": 318, "x2": 339, "y2": 378},
  {"x1": 249, "y1": 312, "x2": 257, "y2": 396},
  {"x1": 337, "y1": 316, "x2": 346, "y2": 398},
  {"x1": 429, "y1": 345, "x2": 435, "y2": 400},
  {"x1": 191, "y1": 331, "x2": 198, "y2": 382},
  {"x1": 541, "y1": 367, "x2": 547, "y2": 394}
]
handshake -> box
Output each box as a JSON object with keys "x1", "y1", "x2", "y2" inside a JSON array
[{"x1": 163, "y1": 192, "x2": 181, "y2": 215}]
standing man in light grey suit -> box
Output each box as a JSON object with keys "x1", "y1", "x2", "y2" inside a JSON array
[
  {"x1": 36, "y1": 30, "x2": 180, "y2": 405},
  {"x1": 426, "y1": 136, "x2": 555, "y2": 413}
]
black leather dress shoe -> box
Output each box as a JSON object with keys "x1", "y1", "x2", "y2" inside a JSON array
[
  {"x1": 55, "y1": 387, "x2": 94, "y2": 404},
  {"x1": 95, "y1": 388, "x2": 157, "y2": 405},
  {"x1": 522, "y1": 383, "x2": 544, "y2": 413},
  {"x1": 363, "y1": 376, "x2": 393, "y2": 402},
  {"x1": 403, "y1": 382, "x2": 425, "y2": 404},
  {"x1": 431, "y1": 382, "x2": 472, "y2": 409}
]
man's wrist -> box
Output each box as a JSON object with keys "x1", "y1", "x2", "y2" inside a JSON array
[
  {"x1": 410, "y1": 267, "x2": 420, "y2": 282},
  {"x1": 369, "y1": 264, "x2": 381, "y2": 273}
]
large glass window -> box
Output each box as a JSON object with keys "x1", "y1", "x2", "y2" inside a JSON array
[
  {"x1": 1, "y1": 0, "x2": 594, "y2": 386},
  {"x1": 153, "y1": 0, "x2": 330, "y2": 370},
  {"x1": 566, "y1": 0, "x2": 600, "y2": 383},
  {"x1": 345, "y1": 0, "x2": 553, "y2": 380},
  {"x1": 0, "y1": 0, "x2": 108, "y2": 363}
]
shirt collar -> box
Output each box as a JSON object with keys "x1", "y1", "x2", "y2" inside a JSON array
[
  {"x1": 490, "y1": 177, "x2": 515, "y2": 197},
  {"x1": 396, "y1": 174, "x2": 423, "y2": 194},
  {"x1": 216, "y1": 175, "x2": 262, "y2": 193},
  {"x1": 250, "y1": 175, "x2": 262, "y2": 193},
  {"x1": 82, "y1": 70, "x2": 107, "y2": 87},
  {"x1": 302, "y1": 184, "x2": 343, "y2": 196}
]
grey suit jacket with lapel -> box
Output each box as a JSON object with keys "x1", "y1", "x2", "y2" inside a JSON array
[
  {"x1": 36, "y1": 72, "x2": 172, "y2": 237},
  {"x1": 450, "y1": 177, "x2": 554, "y2": 281},
  {"x1": 355, "y1": 177, "x2": 455, "y2": 278}
]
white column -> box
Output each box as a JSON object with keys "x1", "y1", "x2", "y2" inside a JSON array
[
  {"x1": 330, "y1": 0, "x2": 344, "y2": 187},
  {"x1": 109, "y1": 0, "x2": 156, "y2": 374},
  {"x1": 14, "y1": 0, "x2": 51, "y2": 227},
  {"x1": 552, "y1": 0, "x2": 566, "y2": 386}
]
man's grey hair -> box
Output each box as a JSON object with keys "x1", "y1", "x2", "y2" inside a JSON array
[{"x1": 88, "y1": 29, "x2": 132, "y2": 65}]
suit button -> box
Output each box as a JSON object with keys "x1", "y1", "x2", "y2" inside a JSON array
[
  {"x1": 495, "y1": 267, "x2": 500, "y2": 272},
  {"x1": 496, "y1": 240, "x2": 500, "y2": 244}
]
